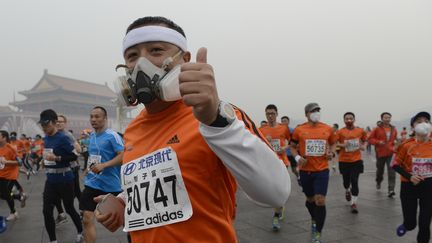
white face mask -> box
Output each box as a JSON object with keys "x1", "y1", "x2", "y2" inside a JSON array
[
  {"x1": 310, "y1": 112, "x2": 321, "y2": 123},
  {"x1": 414, "y1": 122, "x2": 431, "y2": 136}
]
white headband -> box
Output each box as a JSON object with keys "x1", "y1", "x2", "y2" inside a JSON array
[{"x1": 122, "y1": 26, "x2": 187, "y2": 54}]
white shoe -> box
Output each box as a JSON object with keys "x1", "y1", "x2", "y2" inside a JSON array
[
  {"x1": 6, "y1": 212, "x2": 18, "y2": 221},
  {"x1": 75, "y1": 233, "x2": 84, "y2": 243}
]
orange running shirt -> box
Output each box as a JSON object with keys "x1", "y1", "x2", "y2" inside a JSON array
[
  {"x1": 400, "y1": 130, "x2": 408, "y2": 142},
  {"x1": 123, "y1": 101, "x2": 266, "y2": 243},
  {"x1": 33, "y1": 140, "x2": 44, "y2": 157},
  {"x1": 336, "y1": 127, "x2": 367, "y2": 163},
  {"x1": 394, "y1": 139, "x2": 432, "y2": 182},
  {"x1": 10, "y1": 140, "x2": 24, "y2": 158},
  {"x1": 22, "y1": 139, "x2": 31, "y2": 154},
  {"x1": 259, "y1": 124, "x2": 291, "y2": 165},
  {"x1": 291, "y1": 122, "x2": 336, "y2": 172},
  {"x1": 0, "y1": 143, "x2": 19, "y2": 180}
]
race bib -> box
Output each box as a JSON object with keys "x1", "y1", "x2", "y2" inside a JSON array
[
  {"x1": 270, "y1": 139, "x2": 281, "y2": 152},
  {"x1": 412, "y1": 157, "x2": 432, "y2": 178},
  {"x1": 35, "y1": 145, "x2": 41, "y2": 151},
  {"x1": 345, "y1": 139, "x2": 360, "y2": 152},
  {"x1": 87, "y1": 155, "x2": 102, "y2": 169},
  {"x1": 43, "y1": 149, "x2": 56, "y2": 166},
  {"x1": 305, "y1": 139, "x2": 326, "y2": 156},
  {"x1": 121, "y1": 147, "x2": 193, "y2": 232}
]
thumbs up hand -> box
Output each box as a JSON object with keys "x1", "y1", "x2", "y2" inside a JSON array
[{"x1": 179, "y1": 47, "x2": 220, "y2": 125}]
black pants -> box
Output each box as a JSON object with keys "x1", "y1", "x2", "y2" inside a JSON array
[
  {"x1": 72, "y1": 166, "x2": 81, "y2": 201},
  {"x1": 82, "y1": 151, "x2": 89, "y2": 170},
  {"x1": 400, "y1": 179, "x2": 432, "y2": 243},
  {"x1": 339, "y1": 161, "x2": 363, "y2": 196},
  {"x1": 0, "y1": 178, "x2": 15, "y2": 213},
  {"x1": 43, "y1": 180, "x2": 83, "y2": 241},
  {"x1": 22, "y1": 153, "x2": 33, "y2": 171}
]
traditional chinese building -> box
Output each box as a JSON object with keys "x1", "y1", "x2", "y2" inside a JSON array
[{"x1": 1, "y1": 69, "x2": 132, "y2": 137}]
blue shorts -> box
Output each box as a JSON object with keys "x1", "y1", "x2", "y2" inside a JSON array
[{"x1": 300, "y1": 169, "x2": 329, "y2": 197}]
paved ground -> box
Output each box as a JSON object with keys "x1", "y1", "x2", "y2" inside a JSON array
[{"x1": 0, "y1": 152, "x2": 425, "y2": 243}]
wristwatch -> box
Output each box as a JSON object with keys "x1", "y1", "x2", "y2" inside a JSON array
[{"x1": 209, "y1": 101, "x2": 236, "y2": 127}]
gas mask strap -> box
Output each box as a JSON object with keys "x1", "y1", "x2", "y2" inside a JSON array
[{"x1": 162, "y1": 50, "x2": 183, "y2": 70}]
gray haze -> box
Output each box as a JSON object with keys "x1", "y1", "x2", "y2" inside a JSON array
[{"x1": 1, "y1": 0, "x2": 431, "y2": 128}]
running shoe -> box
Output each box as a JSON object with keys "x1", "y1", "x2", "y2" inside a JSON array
[
  {"x1": 350, "y1": 203, "x2": 358, "y2": 214},
  {"x1": 396, "y1": 224, "x2": 406, "y2": 237},
  {"x1": 345, "y1": 190, "x2": 351, "y2": 202},
  {"x1": 6, "y1": 212, "x2": 18, "y2": 221},
  {"x1": 272, "y1": 216, "x2": 280, "y2": 231},
  {"x1": 20, "y1": 193, "x2": 28, "y2": 208},
  {"x1": 376, "y1": 183, "x2": 381, "y2": 190},
  {"x1": 55, "y1": 214, "x2": 68, "y2": 226},
  {"x1": 311, "y1": 220, "x2": 317, "y2": 236},
  {"x1": 278, "y1": 207, "x2": 285, "y2": 221},
  {"x1": 312, "y1": 231, "x2": 322, "y2": 243},
  {"x1": 75, "y1": 233, "x2": 84, "y2": 243},
  {"x1": 388, "y1": 191, "x2": 396, "y2": 198}
]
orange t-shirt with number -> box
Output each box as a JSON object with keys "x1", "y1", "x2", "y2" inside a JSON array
[
  {"x1": 123, "y1": 101, "x2": 267, "y2": 243},
  {"x1": 0, "y1": 143, "x2": 19, "y2": 180},
  {"x1": 394, "y1": 138, "x2": 432, "y2": 182},
  {"x1": 259, "y1": 124, "x2": 291, "y2": 166},
  {"x1": 291, "y1": 122, "x2": 336, "y2": 172},
  {"x1": 336, "y1": 127, "x2": 367, "y2": 163}
]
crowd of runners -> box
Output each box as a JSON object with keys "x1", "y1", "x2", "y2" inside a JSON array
[{"x1": 0, "y1": 16, "x2": 431, "y2": 243}]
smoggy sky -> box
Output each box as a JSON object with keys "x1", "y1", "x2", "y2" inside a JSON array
[{"x1": 1, "y1": 0, "x2": 431, "y2": 128}]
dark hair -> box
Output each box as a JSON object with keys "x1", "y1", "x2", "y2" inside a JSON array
[
  {"x1": 265, "y1": 104, "x2": 278, "y2": 112},
  {"x1": 92, "y1": 106, "x2": 108, "y2": 117},
  {"x1": 10, "y1": 131, "x2": 17, "y2": 136},
  {"x1": 21, "y1": 134, "x2": 27, "y2": 138},
  {"x1": 0, "y1": 130, "x2": 10, "y2": 143},
  {"x1": 281, "y1": 116, "x2": 290, "y2": 121},
  {"x1": 260, "y1": 120, "x2": 267, "y2": 125},
  {"x1": 36, "y1": 134, "x2": 42, "y2": 139},
  {"x1": 126, "y1": 16, "x2": 186, "y2": 38},
  {"x1": 333, "y1": 123, "x2": 339, "y2": 129},
  {"x1": 380, "y1": 112, "x2": 392, "y2": 119},
  {"x1": 343, "y1": 112, "x2": 355, "y2": 119}
]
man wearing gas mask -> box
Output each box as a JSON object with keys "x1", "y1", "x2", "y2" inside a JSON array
[{"x1": 94, "y1": 16, "x2": 290, "y2": 243}]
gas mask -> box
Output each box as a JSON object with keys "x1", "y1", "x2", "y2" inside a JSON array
[
  {"x1": 414, "y1": 122, "x2": 431, "y2": 136},
  {"x1": 114, "y1": 51, "x2": 183, "y2": 106}
]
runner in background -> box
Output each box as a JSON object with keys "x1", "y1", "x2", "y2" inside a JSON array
[
  {"x1": 281, "y1": 115, "x2": 300, "y2": 182},
  {"x1": 0, "y1": 130, "x2": 20, "y2": 221},
  {"x1": 39, "y1": 109, "x2": 83, "y2": 243},
  {"x1": 368, "y1": 112, "x2": 398, "y2": 198},
  {"x1": 290, "y1": 102, "x2": 336, "y2": 243},
  {"x1": 80, "y1": 106, "x2": 124, "y2": 243},
  {"x1": 259, "y1": 104, "x2": 291, "y2": 231},
  {"x1": 336, "y1": 112, "x2": 367, "y2": 214},
  {"x1": 392, "y1": 111, "x2": 432, "y2": 243},
  {"x1": 332, "y1": 124, "x2": 340, "y2": 172}
]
